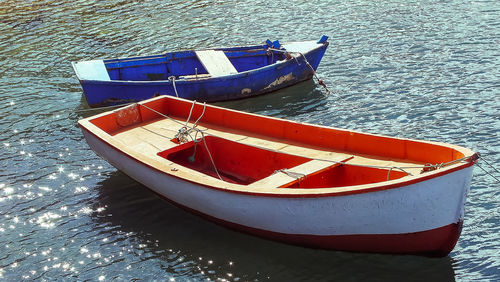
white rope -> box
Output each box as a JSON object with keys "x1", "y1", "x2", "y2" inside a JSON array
[
  {"x1": 138, "y1": 101, "x2": 222, "y2": 180},
  {"x1": 476, "y1": 157, "x2": 500, "y2": 183},
  {"x1": 276, "y1": 169, "x2": 306, "y2": 180},
  {"x1": 480, "y1": 156, "x2": 500, "y2": 175},
  {"x1": 185, "y1": 99, "x2": 196, "y2": 126},
  {"x1": 200, "y1": 132, "x2": 223, "y2": 181},
  {"x1": 173, "y1": 101, "x2": 207, "y2": 143},
  {"x1": 193, "y1": 102, "x2": 207, "y2": 127},
  {"x1": 136, "y1": 103, "x2": 475, "y2": 176},
  {"x1": 75, "y1": 102, "x2": 135, "y2": 113},
  {"x1": 168, "y1": 76, "x2": 179, "y2": 97},
  {"x1": 138, "y1": 103, "x2": 185, "y2": 127}
]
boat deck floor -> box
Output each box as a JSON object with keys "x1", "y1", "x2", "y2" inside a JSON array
[{"x1": 112, "y1": 117, "x2": 424, "y2": 179}]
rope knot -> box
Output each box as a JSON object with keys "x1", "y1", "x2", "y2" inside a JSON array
[
  {"x1": 174, "y1": 126, "x2": 190, "y2": 143},
  {"x1": 421, "y1": 163, "x2": 440, "y2": 173}
]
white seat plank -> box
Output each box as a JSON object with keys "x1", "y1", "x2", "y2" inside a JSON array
[
  {"x1": 72, "y1": 60, "x2": 111, "y2": 81},
  {"x1": 248, "y1": 157, "x2": 352, "y2": 188},
  {"x1": 195, "y1": 50, "x2": 237, "y2": 77}
]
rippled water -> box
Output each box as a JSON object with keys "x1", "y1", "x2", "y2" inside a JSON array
[{"x1": 1, "y1": 0, "x2": 499, "y2": 280}]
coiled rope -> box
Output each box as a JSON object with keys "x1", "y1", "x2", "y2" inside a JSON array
[
  {"x1": 135, "y1": 101, "x2": 478, "y2": 180},
  {"x1": 139, "y1": 101, "x2": 223, "y2": 181}
]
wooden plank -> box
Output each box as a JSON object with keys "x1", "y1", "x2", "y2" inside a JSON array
[
  {"x1": 179, "y1": 74, "x2": 211, "y2": 80},
  {"x1": 112, "y1": 117, "x2": 422, "y2": 187},
  {"x1": 195, "y1": 50, "x2": 237, "y2": 77},
  {"x1": 288, "y1": 159, "x2": 341, "y2": 175},
  {"x1": 73, "y1": 60, "x2": 111, "y2": 81},
  {"x1": 248, "y1": 157, "x2": 351, "y2": 188},
  {"x1": 282, "y1": 41, "x2": 321, "y2": 54},
  {"x1": 248, "y1": 171, "x2": 296, "y2": 188}
]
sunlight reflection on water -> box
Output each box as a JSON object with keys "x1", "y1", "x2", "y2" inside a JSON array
[{"x1": 0, "y1": 0, "x2": 498, "y2": 281}]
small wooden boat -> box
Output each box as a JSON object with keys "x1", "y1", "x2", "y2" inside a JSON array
[
  {"x1": 79, "y1": 95, "x2": 478, "y2": 256},
  {"x1": 72, "y1": 36, "x2": 329, "y2": 107}
]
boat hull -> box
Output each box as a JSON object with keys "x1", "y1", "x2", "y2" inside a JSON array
[
  {"x1": 76, "y1": 42, "x2": 328, "y2": 107},
  {"x1": 81, "y1": 126, "x2": 473, "y2": 256}
]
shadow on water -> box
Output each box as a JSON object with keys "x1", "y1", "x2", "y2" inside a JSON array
[
  {"x1": 94, "y1": 171, "x2": 456, "y2": 281},
  {"x1": 74, "y1": 79, "x2": 326, "y2": 120},
  {"x1": 215, "y1": 79, "x2": 328, "y2": 118}
]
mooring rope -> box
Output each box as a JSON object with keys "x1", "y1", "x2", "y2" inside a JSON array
[
  {"x1": 74, "y1": 103, "x2": 135, "y2": 114},
  {"x1": 138, "y1": 103, "x2": 185, "y2": 127},
  {"x1": 138, "y1": 100, "x2": 499, "y2": 185},
  {"x1": 267, "y1": 47, "x2": 332, "y2": 95},
  {"x1": 185, "y1": 99, "x2": 196, "y2": 125},
  {"x1": 296, "y1": 51, "x2": 332, "y2": 95},
  {"x1": 193, "y1": 101, "x2": 207, "y2": 127},
  {"x1": 168, "y1": 76, "x2": 179, "y2": 97},
  {"x1": 137, "y1": 102, "x2": 223, "y2": 181},
  {"x1": 480, "y1": 156, "x2": 500, "y2": 175},
  {"x1": 476, "y1": 156, "x2": 500, "y2": 183},
  {"x1": 134, "y1": 101, "x2": 480, "y2": 181}
]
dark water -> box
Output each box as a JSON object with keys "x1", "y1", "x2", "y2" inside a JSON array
[{"x1": 1, "y1": 0, "x2": 499, "y2": 280}]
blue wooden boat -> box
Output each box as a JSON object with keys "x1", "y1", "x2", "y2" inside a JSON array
[{"x1": 72, "y1": 36, "x2": 329, "y2": 107}]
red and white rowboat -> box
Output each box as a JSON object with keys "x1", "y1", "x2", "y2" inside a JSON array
[{"x1": 79, "y1": 95, "x2": 478, "y2": 256}]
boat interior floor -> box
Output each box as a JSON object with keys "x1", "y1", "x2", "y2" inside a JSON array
[{"x1": 111, "y1": 117, "x2": 424, "y2": 188}]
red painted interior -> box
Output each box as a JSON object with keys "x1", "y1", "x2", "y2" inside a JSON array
[
  {"x1": 282, "y1": 165, "x2": 408, "y2": 188},
  {"x1": 158, "y1": 136, "x2": 311, "y2": 184},
  {"x1": 89, "y1": 96, "x2": 467, "y2": 167},
  {"x1": 157, "y1": 136, "x2": 409, "y2": 187}
]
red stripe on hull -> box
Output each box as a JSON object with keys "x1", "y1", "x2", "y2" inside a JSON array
[
  {"x1": 240, "y1": 221, "x2": 463, "y2": 257},
  {"x1": 150, "y1": 189, "x2": 463, "y2": 257}
]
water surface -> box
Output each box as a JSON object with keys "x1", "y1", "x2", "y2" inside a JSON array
[{"x1": 0, "y1": 0, "x2": 499, "y2": 280}]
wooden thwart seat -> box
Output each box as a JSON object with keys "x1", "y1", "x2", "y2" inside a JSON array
[
  {"x1": 73, "y1": 60, "x2": 111, "y2": 81},
  {"x1": 195, "y1": 50, "x2": 237, "y2": 77},
  {"x1": 248, "y1": 156, "x2": 352, "y2": 188}
]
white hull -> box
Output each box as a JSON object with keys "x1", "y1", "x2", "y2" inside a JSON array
[
  {"x1": 82, "y1": 129, "x2": 473, "y2": 254},
  {"x1": 78, "y1": 95, "x2": 478, "y2": 255}
]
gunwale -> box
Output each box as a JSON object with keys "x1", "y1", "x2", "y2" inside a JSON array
[{"x1": 78, "y1": 96, "x2": 477, "y2": 198}]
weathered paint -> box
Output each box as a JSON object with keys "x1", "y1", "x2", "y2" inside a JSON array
[
  {"x1": 80, "y1": 127, "x2": 474, "y2": 256},
  {"x1": 72, "y1": 38, "x2": 329, "y2": 107},
  {"x1": 263, "y1": 73, "x2": 296, "y2": 90},
  {"x1": 240, "y1": 88, "x2": 252, "y2": 95}
]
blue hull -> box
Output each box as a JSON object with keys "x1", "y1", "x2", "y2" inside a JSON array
[{"x1": 73, "y1": 38, "x2": 329, "y2": 107}]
